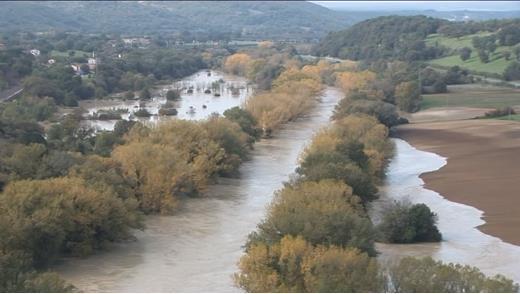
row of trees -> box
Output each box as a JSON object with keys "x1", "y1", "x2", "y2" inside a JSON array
[
  {"x1": 234, "y1": 49, "x2": 520, "y2": 291},
  {"x1": 224, "y1": 51, "x2": 323, "y2": 136}
]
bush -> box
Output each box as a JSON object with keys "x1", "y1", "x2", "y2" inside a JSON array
[
  {"x1": 333, "y1": 98, "x2": 402, "y2": 127},
  {"x1": 223, "y1": 106, "x2": 260, "y2": 140},
  {"x1": 484, "y1": 107, "x2": 516, "y2": 118},
  {"x1": 235, "y1": 236, "x2": 382, "y2": 292},
  {"x1": 158, "y1": 107, "x2": 178, "y2": 116},
  {"x1": 250, "y1": 180, "x2": 376, "y2": 255},
  {"x1": 377, "y1": 201, "x2": 441, "y2": 243},
  {"x1": 133, "y1": 108, "x2": 151, "y2": 117},
  {"x1": 0, "y1": 177, "x2": 140, "y2": 267},
  {"x1": 386, "y1": 257, "x2": 519, "y2": 292},
  {"x1": 503, "y1": 62, "x2": 520, "y2": 81},
  {"x1": 459, "y1": 47, "x2": 472, "y2": 61},
  {"x1": 140, "y1": 88, "x2": 151, "y2": 100},
  {"x1": 166, "y1": 89, "x2": 181, "y2": 101}
]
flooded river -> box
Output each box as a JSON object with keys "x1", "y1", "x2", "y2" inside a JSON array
[
  {"x1": 54, "y1": 87, "x2": 343, "y2": 292},
  {"x1": 374, "y1": 139, "x2": 520, "y2": 283},
  {"x1": 80, "y1": 70, "x2": 251, "y2": 131},
  {"x1": 55, "y1": 69, "x2": 520, "y2": 291}
]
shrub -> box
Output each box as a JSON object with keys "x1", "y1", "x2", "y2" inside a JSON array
[
  {"x1": 386, "y1": 257, "x2": 519, "y2": 292},
  {"x1": 484, "y1": 107, "x2": 516, "y2": 118},
  {"x1": 158, "y1": 107, "x2": 178, "y2": 116},
  {"x1": 250, "y1": 180, "x2": 376, "y2": 255},
  {"x1": 503, "y1": 62, "x2": 520, "y2": 81},
  {"x1": 166, "y1": 89, "x2": 181, "y2": 101},
  {"x1": 377, "y1": 201, "x2": 442, "y2": 243},
  {"x1": 235, "y1": 236, "x2": 382, "y2": 292},
  {"x1": 133, "y1": 108, "x2": 151, "y2": 117}
]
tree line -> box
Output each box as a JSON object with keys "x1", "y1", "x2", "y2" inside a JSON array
[{"x1": 234, "y1": 55, "x2": 518, "y2": 292}]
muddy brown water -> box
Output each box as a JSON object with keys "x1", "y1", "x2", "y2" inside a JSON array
[
  {"x1": 373, "y1": 139, "x2": 520, "y2": 284},
  {"x1": 80, "y1": 70, "x2": 252, "y2": 131},
  {"x1": 54, "y1": 73, "x2": 520, "y2": 290},
  {"x1": 54, "y1": 87, "x2": 342, "y2": 292}
]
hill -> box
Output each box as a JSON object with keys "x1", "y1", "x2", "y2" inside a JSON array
[
  {"x1": 0, "y1": 1, "x2": 361, "y2": 41},
  {"x1": 314, "y1": 15, "x2": 447, "y2": 60}
]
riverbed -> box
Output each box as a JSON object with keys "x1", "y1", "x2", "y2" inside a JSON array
[
  {"x1": 80, "y1": 70, "x2": 252, "y2": 131},
  {"x1": 54, "y1": 87, "x2": 343, "y2": 292},
  {"x1": 373, "y1": 138, "x2": 520, "y2": 283}
]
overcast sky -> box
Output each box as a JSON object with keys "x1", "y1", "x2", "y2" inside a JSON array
[{"x1": 312, "y1": 1, "x2": 520, "y2": 11}]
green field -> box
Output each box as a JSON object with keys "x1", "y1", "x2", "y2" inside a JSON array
[
  {"x1": 496, "y1": 113, "x2": 520, "y2": 121},
  {"x1": 426, "y1": 33, "x2": 514, "y2": 75},
  {"x1": 421, "y1": 85, "x2": 520, "y2": 110}
]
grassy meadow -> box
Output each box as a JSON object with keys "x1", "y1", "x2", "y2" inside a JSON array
[
  {"x1": 426, "y1": 33, "x2": 515, "y2": 75},
  {"x1": 420, "y1": 85, "x2": 520, "y2": 110}
]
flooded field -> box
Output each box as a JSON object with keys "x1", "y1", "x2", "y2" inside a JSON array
[
  {"x1": 80, "y1": 70, "x2": 252, "y2": 130},
  {"x1": 54, "y1": 88, "x2": 343, "y2": 292}
]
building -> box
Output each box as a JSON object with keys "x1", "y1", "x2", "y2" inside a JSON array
[
  {"x1": 30, "y1": 49, "x2": 40, "y2": 56},
  {"x1": 88, "y1": 58, "x2": 97, "y2": 70},
  {"x1": 70, "y1": 64, "x2": 81, "y2": 74},
  {"x1": 48, "y1": 59, "x2": 56, "y2": 65}
]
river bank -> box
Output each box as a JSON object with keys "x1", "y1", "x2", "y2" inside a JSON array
[
  {"x1": 373, "y1": 138, "x2": 520, "y2": 283},
  {"x1": 395, "y1": 119, "x2": 520, "y2": 246},
  {"x1": 53, "y1": 87, "x2": 342, "y2": 292}
]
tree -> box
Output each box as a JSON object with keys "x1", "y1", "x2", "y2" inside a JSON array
[
  {"x1": 251, "y1": 180, "x2": 376, "y2": 255},
  {"x1": 0, "y1": 250, "x2": 75, "y2": 292},
  {"x1": 302, "y1": 245, "x2": 382, "y2": 292},
  {"x1": 166, "y1": 89, "x2": 181, "y2": 101},
  {"x1": 0, "y1": 177, "x2": 140, "y2": 267},
  {"x1": 235, "y1": 236, "x2": 382, "y2": 292},
  {"x1": 502, "y1": 50, "x2": 511, "y2": 61},
  {"x1": 514, "y1": 45, "x2": 520, "y2": 61},
  {"x1": 80, "y1": 64, "x2": 90, "y2": 74},
  {"x1": 223, "y1": 106, "x2": 260, "y2": 140},
  {"x1": 478, "y1": 49, "x2": 489, "y2": 63},
  {"x1": 377, "y1": 201, "x2": 441, "y2": 243},
  {"x1": 140, "y1": 88, "x2": 151, "y2": 100},
  {"x1": 459, "y1": 47, "x2": 472, "y2": 61},
  {"x1": 334, "y1": 70, "x2": 376, "y2": 94},
  {"x1": 503, "y1": 62, "x2": 520, "y2": 81},
  {"x1": 224, "y1": 53, "x2": 253, "y2": 76},
  {"x1": 124, "y1": 91, "x2": 135, "y2": 100},
  {"x1": 386, "y1": 257, "x2": 519, "y2": 292},
  {"x1": 395, "y1": 81, "x2": 421, "y2": 112}
]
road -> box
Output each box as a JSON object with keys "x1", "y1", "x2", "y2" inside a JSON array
[{"x1": 0, "y1": 85, "x2": 24, "y2": 102}]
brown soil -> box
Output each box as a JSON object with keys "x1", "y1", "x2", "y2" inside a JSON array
[{"x1": 396, "y1": 119, "x2": 520, "y2": 246}]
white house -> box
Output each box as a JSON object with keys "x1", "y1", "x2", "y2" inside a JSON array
[
  {"x1": 87, "y1": 58, "x2": 97, "y2": 70},
  {"x1": 47, "y1": 59, "x2": 56, "y2": 65},
  {"x1": 30, "y1": 49, "x2": 40, "y2": 56}
]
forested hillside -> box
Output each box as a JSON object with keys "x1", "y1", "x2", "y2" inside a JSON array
[
  {"x1": 314, "y1": 16, "x2": 447, "y2": 60},
  {"x1": 314, "y1": 16, "x2": 520, "y2": 79},
  {"x1": 0, "y1": 1, "x2": 359, "y2": 40}
]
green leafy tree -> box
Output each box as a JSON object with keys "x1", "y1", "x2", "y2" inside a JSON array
[
  {"x1": 377, "y1": 201, "x2": 442, "y2": 243},
  {"x1": 459, "y1": 47, "x2": 472, "y2": 61}
]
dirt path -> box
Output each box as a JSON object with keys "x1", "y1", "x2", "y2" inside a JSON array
[{"x1": 396, "y1": 119, "x2": 520, "y2": 246}]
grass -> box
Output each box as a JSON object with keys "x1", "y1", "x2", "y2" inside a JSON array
[
  {"x1": 425, "y1": 32, "x2": 515, "y2": 75},
  {"x1": 420, "y1": 85, "x2": 520, "y2": 110},
  {"x1": 496, "y1": 114, "x2": 520, "y2": 121},
  {"x1": 425, "y1": 32, "x2": 493, "y2": 50},
  {"x1": 50, "y1": 50, "x2": 91, "y2": 58}
]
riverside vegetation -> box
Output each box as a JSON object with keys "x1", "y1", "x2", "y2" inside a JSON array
[
  {"x1": 0, "y1": 36, "x2": 518, "y2": 291},
  {"x1": 0, "y1": 46, "x2": 332, "y2": 291},
  {"x1": 233, "y1": 51, "x2": 519, "y2": 292}
]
